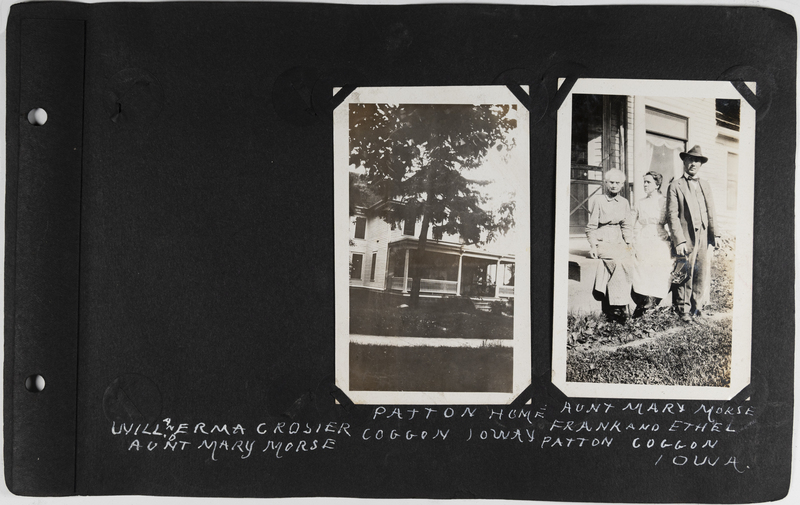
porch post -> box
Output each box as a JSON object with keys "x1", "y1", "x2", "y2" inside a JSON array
[
  {"x1": 402, "y1": 249, "x2": 410, "y2": 293},
  {"x1": 494, "y1": 258, "x2": 501, "y2": 298},
  {"x1": 456, "y1": 253, "x2": 463, "y2": 296}
]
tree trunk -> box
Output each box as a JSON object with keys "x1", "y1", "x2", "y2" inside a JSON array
[{"x1": 409, "y1": 214, "x2": 430, "y2": 308}]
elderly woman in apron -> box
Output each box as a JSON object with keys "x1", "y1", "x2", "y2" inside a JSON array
[{"x1": 586, "y1": 169, "x2": 635, "y2": 323}]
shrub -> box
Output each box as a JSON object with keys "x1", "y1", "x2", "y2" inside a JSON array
[
  {"x1": 489, "y1": 300, "x2": 512, "y2": 316},
  {"x1": 567, "y1": 307, "x2": 674, "y2": 347},
  {"x1": 433, "y1": 296, "x2": 476, "y2": 314},
  {"x1": 708, "y1": 235, "x2": 735, "y2": 312}
]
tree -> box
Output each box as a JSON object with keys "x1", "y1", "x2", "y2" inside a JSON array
[
  {"x1": 349, "y1": 103, "x2": 518, "y2": 306},
  {"x1": 349, "y1": 171, "x2": 380, "y2": 216}
]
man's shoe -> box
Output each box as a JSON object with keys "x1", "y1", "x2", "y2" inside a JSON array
[
  {"x1": 680, "y1": 313, "x2": 692, "y2": 323},
  {"x1": 691, "y1": 308, "x2": 703, "y2": 318}
]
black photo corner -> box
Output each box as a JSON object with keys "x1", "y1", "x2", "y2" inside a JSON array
[{"x1": 2, "y1": 1, "x2": 797, "y2": 502}]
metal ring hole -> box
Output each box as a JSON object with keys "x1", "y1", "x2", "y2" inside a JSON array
[
  {"x1": 25, "y1": 374, "x2": 46, "y2": 392},
  {"x1": 27, "y1": 108, "x2": 48, "y2": 126}
]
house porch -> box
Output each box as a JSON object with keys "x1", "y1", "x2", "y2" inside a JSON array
[{"x1": 386, "y1": 244, "x2": 514, "y2": 300}]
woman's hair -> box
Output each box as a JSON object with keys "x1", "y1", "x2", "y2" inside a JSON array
[{"x1": 644, "y1": 171, "x2": 663, "y2": 192}]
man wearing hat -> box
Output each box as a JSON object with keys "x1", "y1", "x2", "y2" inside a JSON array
[{"x1": 667, "y1": 145, "x2": 717, "y2": 323}]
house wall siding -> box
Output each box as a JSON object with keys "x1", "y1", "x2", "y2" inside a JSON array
[
  {"x1": 363, "y1": 214, "x2": 391, "y2": 289},
  {"x1": 391, "y1": 217, "x2": 462, "y2": 246},
  {"x1": 349, "y1": 214, "x2": 368, "y2": 287},
  {"x1": 634, "y1": 96, "x2": 737, "y2": 238}
]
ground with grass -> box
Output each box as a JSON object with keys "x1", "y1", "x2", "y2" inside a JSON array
[
  {"x1": 350, "y1": 290, "x2": 514, "y2": 339},
  {"x1": 567, "y1": 317, "x2": 731, "y2": 385},
  {"x1": 566, "y1": 242, "x2": 735, "y2": 386}
]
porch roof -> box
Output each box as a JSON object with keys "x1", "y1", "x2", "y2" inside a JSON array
[{"x1": 388, "y1": 237, "x2": 515, "y2": 262}]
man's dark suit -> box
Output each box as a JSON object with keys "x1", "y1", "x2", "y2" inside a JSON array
[{"x1": 667, "y1": 175, "x2": 716, "y2": 315}]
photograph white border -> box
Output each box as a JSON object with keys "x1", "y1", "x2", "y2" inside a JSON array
[
  {"x1": 334, "y1": 86, "x2": 531, "y2": 404},
  {"x1": 552, "y1": 78, "x2": 755, "y2": 400}
]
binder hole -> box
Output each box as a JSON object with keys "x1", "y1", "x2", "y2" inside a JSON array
[
  {"x1": 25, "y1": 374, "x2": 45, "y2": 392},
  {"x1": 27, "y1": 108, "x2": 48, "y2": 126}
]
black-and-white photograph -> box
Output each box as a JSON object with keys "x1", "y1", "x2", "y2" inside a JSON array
[
  {"x1": 334, "y1": 87, "x2": 530, "y2": 404},
  {"x1": 552, "y1": 79, "x2": 754, "y2": 400}
]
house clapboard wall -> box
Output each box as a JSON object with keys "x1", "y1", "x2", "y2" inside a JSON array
[{"x1": 349, "y1": 209, "x2": 395, "y2": 291}]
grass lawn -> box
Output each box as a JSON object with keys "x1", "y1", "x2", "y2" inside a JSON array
[
  {"x1": 567, "y1": 317, "x2": 732, "y2": 386},
  {"x1": 350, "y1": 292, "x2": 514, "y2": 339},
  {"x1": 350, "y1": 342, "x2": 513, "y2": 392}
]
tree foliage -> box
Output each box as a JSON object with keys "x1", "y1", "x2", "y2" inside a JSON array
[
  {"x1": 349, "y1": 103, "x2": 518, "y2": 304},
  {"x1": 350, "y1": 103, "x2": 517, "y2": 244},
  {"x1": 349, "y1": 172, "x2": 381, "y2": 216}
]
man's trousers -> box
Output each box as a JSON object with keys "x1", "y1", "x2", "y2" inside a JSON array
[{"x1": 676, "y1": 225, "x2": 712, "y2": 314}]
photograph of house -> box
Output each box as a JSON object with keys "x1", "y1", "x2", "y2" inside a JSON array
[
  {"x1": 349, "y1": 190, "x2": 515, "y2": 308},
  {"x1": 552, "y1": 79, "x2": 754, "y2": 400},
  {"x1": 334, "y1": 86, "x2": 531, "y2": 405}
]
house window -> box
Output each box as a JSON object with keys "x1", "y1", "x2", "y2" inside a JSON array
[
  {"x1": 646, "y1": 107, "x2": 688, "y2": 184},
  {"x1": 369, "y1": 253, "x2": 377, "y2": 281},
  {"x1": 403, "y1": 218, "x2": 416, "y2": 236},
  {"x1": 354, "y1": 217, "x2": 366, "y2": 240},
  {"x1": 727, "y1": 152, "x2": 739, "y2": 210},
  {"x1": 716, "y1": 99, "x2": 740, "y2": 132},
  {"x1": 351, "y1": 253, "x2": 363, "y2": 280},
  {"x1": 570, "y1": 95, "x2": 604, "y2": 236},
  {"x1": 571, "y1": 95, "x2": 604, "y2": 171}
]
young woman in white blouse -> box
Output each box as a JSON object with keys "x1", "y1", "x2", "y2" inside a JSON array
[{"x1": 631, "y1": 171, "x2": 674, "y2": 318}]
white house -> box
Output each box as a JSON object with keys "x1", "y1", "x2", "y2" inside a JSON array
[{"x1": 349, "y1": 199, "x2": 515, "y2": 300}]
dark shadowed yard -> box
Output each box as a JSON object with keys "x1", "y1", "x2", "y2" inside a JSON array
[
  {"x1": 349, "y1": 343, "x2": 513, "y2": 392},
  {"x1": 348, "y1": 288, "x2": 516, "y2": 392},
  {"x1": 350, "y1": 289, "x2": 514, "y2": 340}
]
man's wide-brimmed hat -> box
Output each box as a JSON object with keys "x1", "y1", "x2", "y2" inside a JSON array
[{"x1": 679, "y1": 145, "x2": 708, "y2": 164}]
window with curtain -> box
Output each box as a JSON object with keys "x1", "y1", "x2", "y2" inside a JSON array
[{"x1": 646, "y1": 107, "x2": 688, "y2": 186}]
